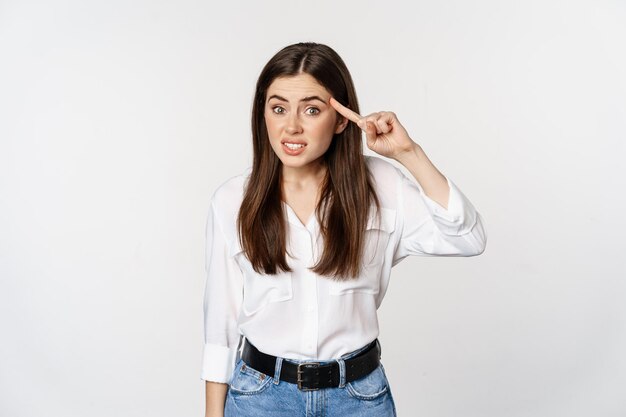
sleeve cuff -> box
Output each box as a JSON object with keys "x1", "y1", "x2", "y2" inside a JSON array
[
  {"x1": 200, "y1": 342, "x2": 239, "y2": 383},
  {"x1": 419, "y1": 177, "x2": 478, "y2": 236}
]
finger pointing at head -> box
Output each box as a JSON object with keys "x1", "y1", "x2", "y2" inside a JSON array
[{"x1": 329, "y1": 97, "x2": 363, "y2": 127}]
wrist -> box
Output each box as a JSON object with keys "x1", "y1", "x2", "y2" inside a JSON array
[{"x1": 393, "y1": 141, "x2": 423, "y2": 165}]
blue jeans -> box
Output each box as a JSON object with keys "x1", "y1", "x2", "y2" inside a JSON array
[{"x1": 224, "y1": 340, "x2": 397, "y2": 416}]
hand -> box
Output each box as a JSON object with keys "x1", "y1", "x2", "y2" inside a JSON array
[{"x1": 329, "y1": 97, "x2": 417, "y2": 160}]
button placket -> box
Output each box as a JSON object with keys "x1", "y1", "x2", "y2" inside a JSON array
[{"x1": 301, "y1": 228, "x2": 319, "y2": 356}]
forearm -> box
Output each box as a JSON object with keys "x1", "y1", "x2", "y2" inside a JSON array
[
  {"x1": 394, "y1": 142, "x2": 450, "y2": 209},
  {"x1": 205, "y1": 381, "x2": 228, "y2": 417}
]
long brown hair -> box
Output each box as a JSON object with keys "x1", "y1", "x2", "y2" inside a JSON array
[{"x1": 237, "y1": 42, "x2": 381, "y2": 280}]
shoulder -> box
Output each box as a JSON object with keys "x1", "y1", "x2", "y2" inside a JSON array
[
  {"x1": 365, "y1": 154, "x2": 400, "y2": 172},
  {"x1": 365, "y1": 155, "x2": 404, "y2": 185},
  {"x1": 210, "y1": 166, "x2": 251, "y2": 216},
  {"x1": 364, "y1": 155, "x2": 404, "y2": 208}
]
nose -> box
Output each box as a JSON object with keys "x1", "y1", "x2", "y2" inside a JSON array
[{"x1": 285, "y1": 112, "x2": 303, "y2": 134}]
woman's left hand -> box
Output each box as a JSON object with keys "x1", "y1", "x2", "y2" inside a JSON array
[{"x1": 330, "y1": 97, "x2": 417, "y2": 160}]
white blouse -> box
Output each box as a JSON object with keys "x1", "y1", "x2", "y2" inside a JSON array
[{"x1": 201, "y1": 155, "x2": 487, "y2": 383}]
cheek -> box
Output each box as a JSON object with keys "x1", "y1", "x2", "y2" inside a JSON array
[
  {"x1": 264, "y1": 115, "x2": 279, "y2": 136},
  {"x1": 307, "y1": 116, "x2": 336, "y2": 137}
]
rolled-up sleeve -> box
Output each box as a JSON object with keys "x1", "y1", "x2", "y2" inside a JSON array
[
  {"x1": 201, "y1": 197, "x2": 244, "y2": 383},
  {"x1": 393, "y1": 168, "x2": 487, "y2": 264}
]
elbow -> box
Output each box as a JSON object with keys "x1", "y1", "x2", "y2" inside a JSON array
[
  {"x1": 458, "y1": 237, "x2": 486, "y2": 257},
  {"x1": 455, "y1": 213, "x2": 486, "y2": 257},
  {"x1": 470, "y1": 215, "x2": 487, "y2": 256},
  {"x1": 473, "y1": 238, "x2": 487, "y2": 256},
  {"x1": 452, "y1": 211, "x2": 487, "y2": 257}
]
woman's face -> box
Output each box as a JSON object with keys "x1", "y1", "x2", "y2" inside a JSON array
[{"x1": 264, "y1": 73, "x2": 347, "y2": 175}]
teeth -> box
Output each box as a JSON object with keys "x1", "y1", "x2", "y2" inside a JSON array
[{"x1": 285, "y1": 143, "x2": 305, "y2": 149}]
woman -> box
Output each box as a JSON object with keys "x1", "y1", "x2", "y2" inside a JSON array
[{"x1": 201, "y1": 42, "x2": 487, "y2": 417}]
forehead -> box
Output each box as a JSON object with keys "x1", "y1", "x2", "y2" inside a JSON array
[{"x1": 266, "y1": 73, "x2": 330, "y2": 99}]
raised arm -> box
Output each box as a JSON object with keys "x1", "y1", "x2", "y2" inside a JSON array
[{"x1": 329, "y1": 97, "x2": 486, "y2": 259}]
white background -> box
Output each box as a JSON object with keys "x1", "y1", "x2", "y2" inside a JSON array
[{"x1": 1, "y1": 0, "x2": 625, "y2": 416}]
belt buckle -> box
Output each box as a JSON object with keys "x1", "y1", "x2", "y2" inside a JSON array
[{"x1": 296, "y1": 362, "x2": 320, "y2": 391}]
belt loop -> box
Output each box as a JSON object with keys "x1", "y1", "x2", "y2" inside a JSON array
[
  {"x1": 336, "y1": 358, "x2": 346, "y2": 388},
  {"x1": 273, "y1": 357, "x2": 283, "y2": 385}
]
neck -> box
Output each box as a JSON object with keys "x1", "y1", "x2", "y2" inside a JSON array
[{"x1": 281, "y1": 161, "x2": 327, "y2": 188}]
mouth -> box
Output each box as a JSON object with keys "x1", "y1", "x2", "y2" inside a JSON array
[
  {"x1": 281, "y1": 139, "x2": 307, "y2": 150},
  {"x1": 281, "y1": 139, "x2": 307, "y2": 155}
]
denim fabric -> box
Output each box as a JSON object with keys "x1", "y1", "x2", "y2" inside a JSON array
[{"x1": 224, "y1": 340, "x2": 397, "y2": 417}]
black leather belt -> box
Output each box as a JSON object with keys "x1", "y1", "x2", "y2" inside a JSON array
[{"x1": 240, "y1": 338, "x2": 381, "y2": 391}]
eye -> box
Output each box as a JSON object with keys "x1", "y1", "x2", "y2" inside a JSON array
[
  {"x1": 305, "y1": 107, "x2": 320, "y2": 116},
  {"x1": 271, "y1": 106, "x2": 286, "y2": 114}
]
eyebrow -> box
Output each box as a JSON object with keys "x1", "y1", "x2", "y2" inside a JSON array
[{"x1": 267, "y1": 94, "x2": 327, "y2": 104}]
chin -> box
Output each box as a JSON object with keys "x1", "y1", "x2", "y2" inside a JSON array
[{"x1": 278, "y1": 159, "x2": 308, "y2": 168}]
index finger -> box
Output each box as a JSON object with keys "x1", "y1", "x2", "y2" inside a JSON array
[{"x1": 329, "y1": 97, "x2": 362, "y2": 124}]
